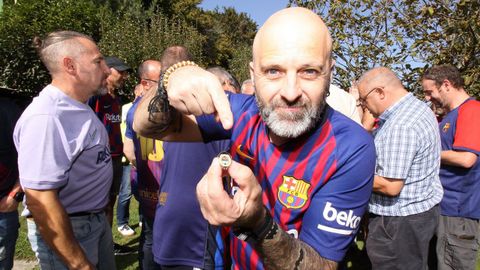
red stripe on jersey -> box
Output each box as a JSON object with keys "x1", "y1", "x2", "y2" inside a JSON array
[
  {"x1": 273, "y1": 141, "x2": 305, "y2": 230},
  {"x1": 311, "y1": 120, "x2": 336, "y2": 185},
  {"x1": 454, "y1": 99, "x2": 480, "y2": 152},
  {"x1": 285, "y1": 119, "x2": 337, "y2": 232}
]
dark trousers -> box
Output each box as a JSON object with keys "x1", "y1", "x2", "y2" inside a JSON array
[
  {"x1": 436, "y1": 215, "x2": 479, "y2": 270},
  {"x1": 140, "y1": 216, "x2": 160, "y2": 270},
  {"x1": 367, "y1": 205, "x2": 439, "y2": 270}
]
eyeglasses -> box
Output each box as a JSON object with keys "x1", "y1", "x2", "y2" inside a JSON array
[
  {"x1": 142, "y1": 78, "x2": 158, "y2": 84},
  {"x1": 357, "y1": 87, "x2": 381, "y2": 107}
]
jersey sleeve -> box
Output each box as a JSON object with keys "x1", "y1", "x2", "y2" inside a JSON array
[
  {"x1": 15, "y1": 115, "x2": 71, "y2": 190},
  {"x1": 196, "y1": 93, "x2": 253, "y2": 142},
  {"x1": 453, "y1": 100, "x2": 480, "y2": 155},
  {"x1": 299, "y1": 136, "x2": 375, "y2": 262},
  {"x1": 125, "y1": 100, "x2": 139, "y2": 140},
  {"x1": 375, "y1": 124, "x2": 417, "y2": 179}
]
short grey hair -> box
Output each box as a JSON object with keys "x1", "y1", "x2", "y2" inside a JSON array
[
  {"x1": 207, "y1": 66, "x2": 240, "y2": 93},
  {"x1": 33, "y1": 30, "x2": 93, "y2": 74}
]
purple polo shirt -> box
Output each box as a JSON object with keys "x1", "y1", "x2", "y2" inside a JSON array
[{"x1": 14, "y1": 85, "x2": 112, "y2": 214}]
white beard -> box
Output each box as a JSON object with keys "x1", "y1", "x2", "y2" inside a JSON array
[
  {"x1": 94, "y1": 87, "x2": 108, "y2": 96},
  {"x1": 256, "y1": 94, "x2": 326, "y2": 139}
]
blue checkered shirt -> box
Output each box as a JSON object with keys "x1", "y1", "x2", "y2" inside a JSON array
[{"x1": 369, "y1": 93, "x2": 443, "y2": 216}]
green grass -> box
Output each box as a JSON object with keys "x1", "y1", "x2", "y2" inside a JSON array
[
  {"x1": 14, "y1": 199, "x2": 141, "y2": 270},
  {"x1": 13, "y1": 201, "x2": 480, "y2": 270}
]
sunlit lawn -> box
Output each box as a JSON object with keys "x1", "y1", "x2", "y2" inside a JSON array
[
  {"x1": 13, "y1": 200, "x2": 480, "y2": 269},
  {"x1": 14, "y1": 199, "x2": 141, "y2": 270}
]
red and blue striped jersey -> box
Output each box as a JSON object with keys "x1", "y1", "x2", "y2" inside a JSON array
[
  {"x1": 197, "y1": 94, "x2": 375, "y2": 268},
  {"x1": 88, "y1": 94, "x2": 123, "y2": 156}
]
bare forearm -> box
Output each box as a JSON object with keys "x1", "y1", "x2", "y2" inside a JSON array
[
  {"x1": 441, "y1": 150, "x2": 477, "y2": 168},
  {"x1": 372, "y1": 175, "x2": 404, "y2": 196},
  {"x1": 26, "y1": 190, "x2": 92, "y2": 269},
  {"x1": 258, "y1": 224, "x2": 337, "y2": 270},
  {"x1": 123, "y1": 138, "x2": 136, "y2": 167}
]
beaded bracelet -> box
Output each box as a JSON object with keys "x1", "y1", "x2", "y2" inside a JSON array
[{"x1": 162, "y1": 60, "x2": 198, "y2": 90}]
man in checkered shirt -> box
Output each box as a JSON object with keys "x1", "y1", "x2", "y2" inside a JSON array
[{"x1": 356, "y1": 67, "x2": 443, "y2": 270}]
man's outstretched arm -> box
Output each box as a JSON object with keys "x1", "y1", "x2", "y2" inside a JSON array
[{"x1": 133, "y1": 65, "x2": 233, "y2": 141}]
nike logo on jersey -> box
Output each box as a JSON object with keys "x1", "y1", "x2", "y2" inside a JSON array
[
  {"x1": 103, "y1": 104, "x2": 111, "y2": 109},
  {"x1": 317, "y1": 202, "x2": 361, "y2": 235},
  {"x1": 235, "y1": 144, "x2": 254, "y2": 160},
  {"x1": 442, "y1": 122, "x2": 450, "y2": 132}
]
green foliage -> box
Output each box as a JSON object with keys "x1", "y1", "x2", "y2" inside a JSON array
[
  {"x1": 0, "y1": 0, "x2": 257, "y2": 98},
  {"x1": 289, "y1": 0, "x2": 480, "y2": 97},
  {"x1": 0, "y1": 0, "x2": 101, "y2": 95},
  {"x1": 97, "y1": 0, "x2": 206, "y2": 98}
]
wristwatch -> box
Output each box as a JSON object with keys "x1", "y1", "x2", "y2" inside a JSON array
[{"x1": 8, "y1": 191, "x2": 25, "y2": 202}]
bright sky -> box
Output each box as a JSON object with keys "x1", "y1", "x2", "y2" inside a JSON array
[{"x1": 199, "y1": 0, "x2": 290, "y2": 28}]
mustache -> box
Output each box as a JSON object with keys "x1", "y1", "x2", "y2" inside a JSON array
[{"x1": 270, "y1": 97, "x2": 308, "y2": 108}]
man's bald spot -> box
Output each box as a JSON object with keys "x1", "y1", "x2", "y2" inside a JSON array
[
  {"x1": 139, "y1": 60, "x2": 161, "y2": 78},
  {"x1": 358, "y1": 67, "x2": 403, "y2": 91},
  {"x1": 252, "y1": 7, "x2": 333, "y2": 60}
]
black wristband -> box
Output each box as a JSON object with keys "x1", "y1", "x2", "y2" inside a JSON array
[
  {"x1": 233, "y1": 206, "x2": 276, "y2": 245},
  {"x1": 147, "y1": 71, "x2": 173, "y2": 131}
]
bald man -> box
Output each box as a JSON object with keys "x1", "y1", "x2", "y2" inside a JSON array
[
  {"x1": 134, "y1": 8, "x2": 375, "y2": 269},
  {"x1": 357, "y1": 67, "x2": 443, "y2": 269}
]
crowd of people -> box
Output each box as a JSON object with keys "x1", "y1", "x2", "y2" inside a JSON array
[{"x1": 0, "y1": 6, "x2": 478, "y2": 270}]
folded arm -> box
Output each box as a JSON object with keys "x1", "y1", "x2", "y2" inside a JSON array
[{"x1": 441, "y1": 150, "x2": 477, "y2": 168}]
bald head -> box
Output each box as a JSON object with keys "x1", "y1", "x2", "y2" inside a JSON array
[
  {"x1": 138, "y1": 60, "x2": 161, "y2": 80},
  {"x1": 139, "y1": 59, "x2": 162, "y2": 93},
  {"x1": 357, "y1": 67, "x2": 407, "y2": 116},
  {"x1": 253, "y1": 7, "x2": 332, "y2": 64},
  {"x1": 358, "y1": 67, "x2": 404, "y2": 91}
]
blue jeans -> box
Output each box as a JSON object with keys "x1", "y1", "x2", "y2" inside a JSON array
[
  {"x1": 117, "y1": 164, "x2": 132, "y2": 226},
  {"x1": 27, "y1": 212, "x2": 116, "y2": 269},
  {"x1": 0, "y1": 210, "x2": 19, "y2": 270}
]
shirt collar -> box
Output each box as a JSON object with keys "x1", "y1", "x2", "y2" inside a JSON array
[{"x1": 378, "y1": 92, "x2": 412, "y2": 125}]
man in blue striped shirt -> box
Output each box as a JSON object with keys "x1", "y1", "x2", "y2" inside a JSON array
[{"x1": 357, "y1": 67, "x2": 443, "y2": 270}]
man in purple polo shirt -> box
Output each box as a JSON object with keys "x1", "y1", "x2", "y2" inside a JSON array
[{"x1": 13, "y1": 31, "x2": 115, "y2": 269}]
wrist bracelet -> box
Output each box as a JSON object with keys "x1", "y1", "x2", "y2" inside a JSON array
[
  {"x1": 233, "y1": 206, "x2": 277, "y2": 245},
  {"x1": 147, "y1": 71, "x2": 173, "y2": 131},
  {"x1": 162, "y1": 60, "x2": 198, "y2": 90}
]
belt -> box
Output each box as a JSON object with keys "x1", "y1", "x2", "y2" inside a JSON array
[
  {"x1": 26, "y1": 211, "x2": 101, "y2": 219},
  {"x1": 68, "y1": 211, "x2": 98, "y2": 217}
]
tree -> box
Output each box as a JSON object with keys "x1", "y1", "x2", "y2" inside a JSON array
[
  {"x1": 0, "y1": 0, "x2": 258, "y2": 97},
  {"x1": 0, "y1": 0, "x2": 101, "y2": 95},
  {"x1": 98, "y1": 0, "x2": 206, "y2": 98},
  {"x1": 289, "y1": 0, "x2": 480, "y2": 97}
]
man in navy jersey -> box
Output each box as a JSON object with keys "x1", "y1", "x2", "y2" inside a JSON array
[
  {"x1": 422, "y1": 65, "x2": 480, "y2": 270},
  {"x1": 134, "y1": 7, "x2": 375, "y2": 269}
]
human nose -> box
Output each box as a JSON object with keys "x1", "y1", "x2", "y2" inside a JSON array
[
  {"x1": 102, "y1": 61, "x2": 111, "y2": 76},
  {"x1": 280, "y1": 72, "x2": 302, "y2": 102}
]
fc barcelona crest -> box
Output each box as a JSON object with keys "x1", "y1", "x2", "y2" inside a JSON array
[
  {"x1": 278, "y1": 176, "x2": 311, "y2": 209},
  {"x1": 443, "y1": 123, "x2": 450, "y2": 133}
]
